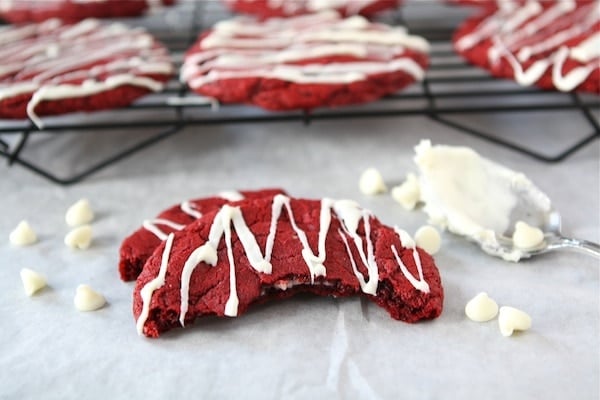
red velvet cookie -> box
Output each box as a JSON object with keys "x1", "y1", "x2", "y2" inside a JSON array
[
  {"x1": 119, "y1": 189, "x2": 286, "y2": 281},
  {"x1": 134, "y1": 195, "x2": 444, "y2": 338},
  {"x1": 0, "y1": 0, "x2": 176, "y2": 24},
  {"x1": 445, "y1": 0, "x2": 503, "y2": 8},
  {"x1": 0, "y1": 19, "x2": 174, "y2": 127},
  {"x1": 447, "y1": 0, "x2": 591, "y2": 9},
  {"x1": 453, "y1": 0, "x2": 600, "y2": 93},
  {"x1": 222, "y1": 0, "x2": 401, "y2": 19},
  {"x1": 181, "y1": 11, "x2": 430, "y2": 111}
]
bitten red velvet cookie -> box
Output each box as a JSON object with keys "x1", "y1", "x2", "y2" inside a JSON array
[
  {"x1": 0, "y1": 0, "x2": 176, "y2": 24},
  {"x1": 453, "y1": 0, "x2": 600, "y2": 93},
  {"x1": 119, "y1": 189, "x2": 286, "y2": 281},
  {"x1": 181, "y1": 11, "x2": 430, "y2": 111},
  {"x1": 134, "y1": 195, "x2": 444, "y2": 338},
  {"x1": 0, "y1": 19, "x2": 173, "y2": 127},
  {"x1": 221, "y1": 0, "x2": 401, "y2": 19}
]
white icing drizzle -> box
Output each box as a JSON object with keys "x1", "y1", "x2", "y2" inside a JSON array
[
  {"x1": 455, "y1": 1, "x2": 600, "y2": 92},
  {"x1": 136, "y1": 233, "x2": 174, "y2": 335},
  {"x1": 218, "y1": 190, "x2": 244, "y2": 202},
  {"x1": 180, "y1": 201, "x2": 202, "y2": 219},
  {"x1": 136, "y1": 195, "x2": 432, "y2": 333},
  {"x1": 141, "y1": 191, "x2": 246, "y2": 240},
  {"x1": 569, "y1": 32, "x2": 600, "y2": 63},
  {"x1": 142, "y1": 218, "x2": 186, "y2": 241},
  {"x1": 179, "y1": 204, "x2": 272, "y2": 325},
  {"x1": 391, "y1": 228, "x2": 429, "y2": 293},
  {"x1": 0, "y1": 18, "x2": 173, "y2": 127},
  {"x1": 268, "y1": 195, "x2": 330, "y2": 282},
  {"x1": 182, "y1": 11, "x2": 428, "y2": 92},
  {"x1": 335, "y1": 200, "x2": 379, "y2": 295}
]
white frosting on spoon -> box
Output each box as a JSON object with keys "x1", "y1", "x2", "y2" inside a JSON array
[{"x1": 414, "y1": 140, "x2": 551, "y2": 262}]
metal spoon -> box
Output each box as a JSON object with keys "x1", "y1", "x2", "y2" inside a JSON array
[{"x1": 497, "y1": 203, "x2": 600, "y2": 260}]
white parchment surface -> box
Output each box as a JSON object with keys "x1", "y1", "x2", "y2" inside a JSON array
[{"x1": 1, "y1": 109, "x2": 598, "y2": 400}]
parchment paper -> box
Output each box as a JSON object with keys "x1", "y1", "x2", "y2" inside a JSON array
[{"x1": 1, "y1": 112, "x2": 598, "y2": 399}]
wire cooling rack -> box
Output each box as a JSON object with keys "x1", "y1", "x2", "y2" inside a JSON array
[{"x1": 1, "y1": 1, "x2": 598, "y2": 185}]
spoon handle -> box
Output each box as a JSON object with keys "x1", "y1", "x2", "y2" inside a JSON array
[{"x1": 549, "y1": 236, "x2": 600, "y2": 259}]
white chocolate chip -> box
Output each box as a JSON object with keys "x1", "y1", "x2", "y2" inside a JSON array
[
  {"x1": 65, "y1": 198, "x2": 94, "y2": 227},
  {"x1": 391, "y1": 173, "x2": 420, "y2": 210},
  {"x1": 513, "y1": 221, "x2": 544, "y2": 249},
  {"x1": 64, "y1": 225, "x2": 93, "y2": 249},
  {"x1": 9, "y1": 220, "x2": 37, "y2": 246},
  {"x1": 414, "y1": 225, "x2": 441, "y2": 255},
  {"x1": 359, "y1": 167, "x2": 387, "y2": 195},
  {"x1": 465, "y1": 292, "x2": 499, "y2": 322},
  {"x1": 498, "y1": 306, "x2": 532, "y2": 337},
  {"x1": 20, "y1": 268, "x2": 47, "y2": 296},
  {"x1": 74, "y1": 284, "x2": 106, "y2": 312}
]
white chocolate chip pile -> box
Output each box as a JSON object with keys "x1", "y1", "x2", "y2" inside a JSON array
[
  {"x1": 74, "y1": 284, "x2": 106, "y2": 312},
  {"x1": 20, "y1": 268, "x2": 47, "y2": 296},
  {"x1": 414, "y1": 225, "x2": 441, "y2": 255},
  {"x1": 359, "y1": 167, "x2": 387, "y2": 195},
  {"x1": 465, "y1": 292, "x2": 499, "y2": 322},
  {"x1": 65, "y1": 199, "x2": 94, "y2": 227},
  {"x1": 512, "y1": 221, "x2": 545, "y2": 250},
  {"x1": 9, "y1": 220, "x2": 38, "y2": 246},
  {"x1": 64, "y1": 225, "x2": 93, "y2": 250},
  {"x1": 391, "y1": 172, "x2": 420, "y2": 210},
  {"x1": 498, "y1": 306, "x2": 532, "y2": 337}
]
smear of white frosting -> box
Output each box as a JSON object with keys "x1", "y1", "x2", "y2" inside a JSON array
[{"x1": 414, "y1": 140, "x2": 551, "y2": 262}]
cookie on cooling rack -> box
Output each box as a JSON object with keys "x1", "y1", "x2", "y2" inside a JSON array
[
  {"x1": 445, "y1": 0, "x2": 503, "y2": 8},
  {"x1": 119, "y1": 188, "x2": 287, "y2": 281},
  {"x1": 453, "y1": 0, "x2": 600, "y2": 93},
  {"x1": 221, "y1": 0, "x2": 401, "y2": 18},
  {"x1": 181, "y1": 11, "x2": 429, "y2": 112},
  {"x1": 0, "y1": 0, "x2": 176, "y2": 23},
  {"x1": 447, "y1": 0, "x2": 592, "y2": 9},
  {"x1": 133, "y1": 194, "x2": 443, "y2": 337},
  {"x1": 0, "y1": 18, "x2": 174, "y2": 127}
]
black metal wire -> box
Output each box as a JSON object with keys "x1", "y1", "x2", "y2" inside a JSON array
[{"x1": 0, "y1": 1, "x2": 598, "y2": 185}]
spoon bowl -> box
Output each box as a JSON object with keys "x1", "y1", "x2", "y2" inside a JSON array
[{"x1": 499, "y1": 208, "x2": 600, "y2": 259}]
